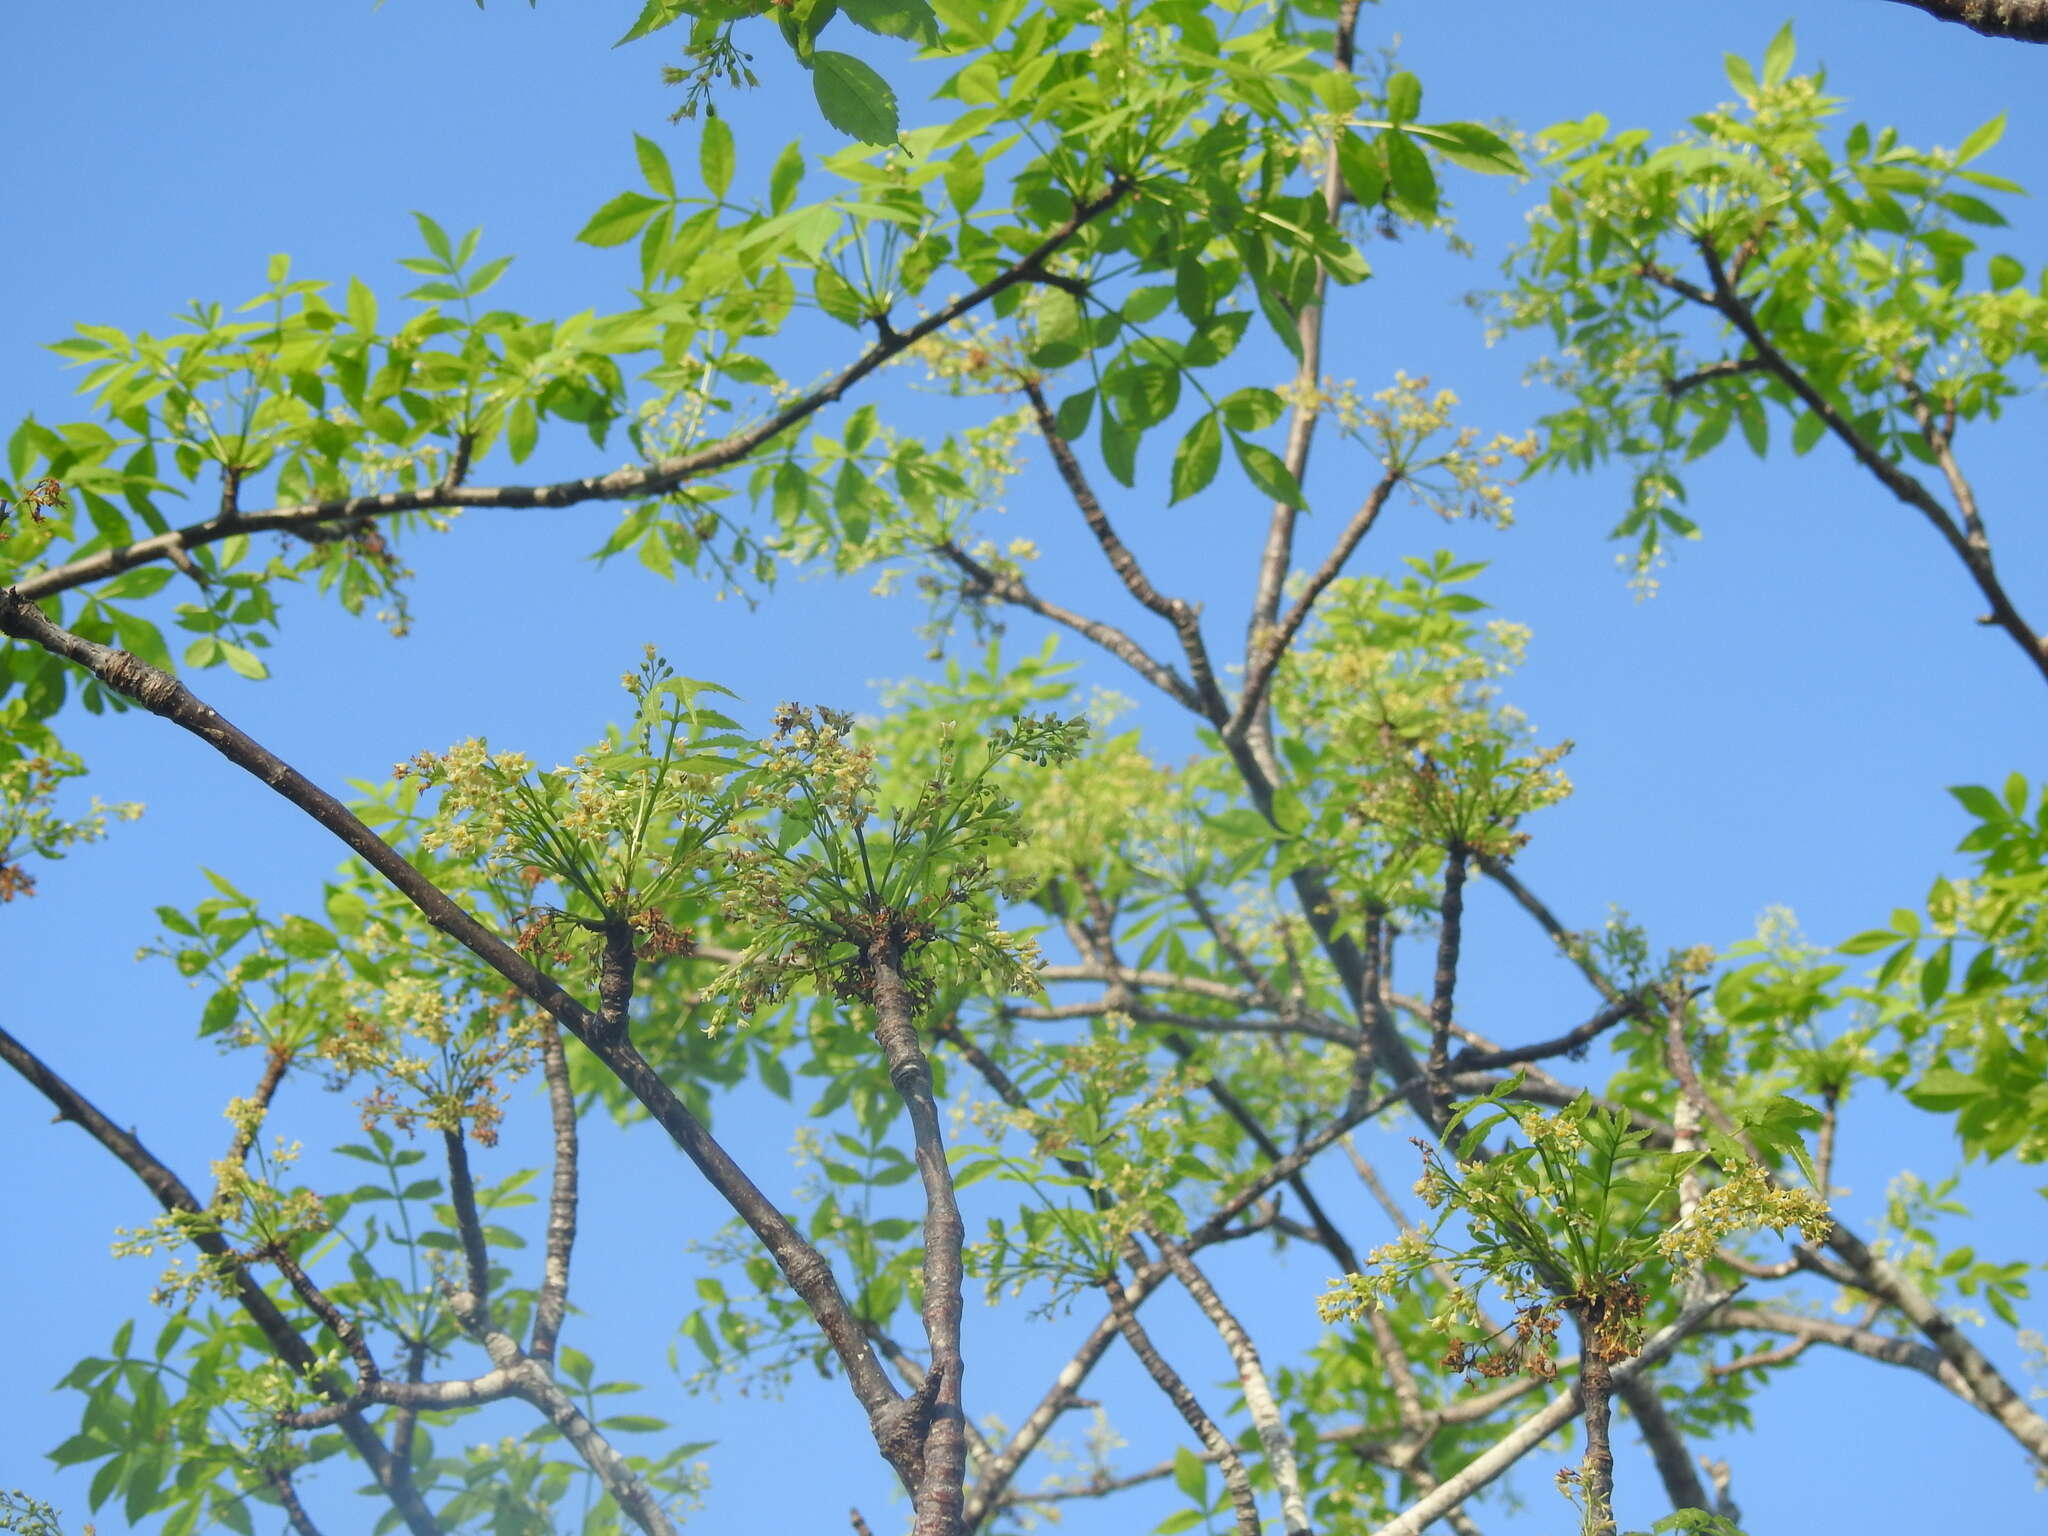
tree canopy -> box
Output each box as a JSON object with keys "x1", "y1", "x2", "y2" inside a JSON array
[{"x1": 2, "y1": 5, "x2": 2044, "y2": 1536}]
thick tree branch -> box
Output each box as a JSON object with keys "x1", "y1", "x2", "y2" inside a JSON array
[
  {"x1": 442, "y1": 1129, "x2": 496, "y2": 1331},
  {"x1": 1424, "y1": 844, "x2": 1468, "y2": 1124},
  {"x1": 866, "y1": 933, "x2": 969, "y2": 1536},
  {"x1": 1882, "y1": 0, "x2": 2048, "y2": 41}
]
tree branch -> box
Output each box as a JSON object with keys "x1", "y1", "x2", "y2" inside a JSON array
[
  {"x1": 936, "y1": 538, "x2": 1206, "y2": 713},
  {"x1": 1245, "y1": 0, "x2": 1367, "y2": 774},
  {"x1": 1368, "y1": 1286, "x2": 1743, "y2": 1536},
  {"x1": 1448, "y1": 992, "x2": 1644, "y2": 1073},
  {"x1": 531, "y1": 1018, "x2": 579, "y2": 1366},
  {"x1": 1102, "y1": 1269, "x2": 1263, "y2": 1536},
  {"x1": 0, "y1": 1022, "x2": 444, "y2": 1536},
  {"x1": 1683, "y1": 235, "x2": 2048, "y2": 686},
  {"x1": 14, "y1": 180, "x2": 1132, "y2": 604},
  {"x1": 866, "y1": 933, "x2": 969, "y2": 1536},
  {"x1": 0, "y1": 590, "x2": 925, "y2": 1486},
  {"x1": 1020, "y1": 378, "x2": 1230, "y2": 724},
  {"x1": 1230, "y1": 469, "x2": 1402, "y2": 743},
  {"x1": 1881, "y1": 0, "x2": 2048, "y2": 41}
]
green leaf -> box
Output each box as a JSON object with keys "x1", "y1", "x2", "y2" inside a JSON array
[
  {"x1": 1761, "y1": 22, "x2": 1796, "y2": 88},
  {"x1": 944, "y1": 147, "x2": 983, "y2": 215},
  {"x1": 1100, "y1": 411, "x2": 1138, "y2": 487},
  {"x1": 1956, "y1": 112, "x2": 2006, "y2": 166},
  {"x1": 577, "y1": 191, "x2": 666, "y2": 247},
  {"x1": 634, "y1": 133, "x2": 675, "y2": 198},
  {"x1": 221, "y1": 643, "x2": 268, "y2": 681},
  {"x1": 1383, "y1": 70, "x2": 1422, "y2": 124},
  {"x1": 1029, "y1": 288, "x2": 1088, "y2": 366},
  {"x1": 1054, "y1": 388, "x2": 1094, "y2": 439},
  {"x1": 840, "y1": 0, "x2": 939, "y2": 44},
  {"x1": 616, "y1": 0, "x2": 689, "y2": 45},
  {"x1": 1987, "y1": 253, "x2": 2024, "y2": 291},
  {"x1": 413, "y1": 211, "x2": 455, "y2": 265},
  {"x1": 1170, "y1": 413, "x2": 1222, "y2": 504},
  {"x1": 700, "y1": 117, "x2": 736, "y2": 199},
  {"x1": 1937, "y1": 192, "x2": 2007, "y2": 227},
  {"x1": 1919, "y1": 941, "x2": 1953, "y2": 1006},
  {"x1": 1220, "y1": 387, "x2": 1284, "y2": 432},
  {"x1": 812, "y1": 51, "x2": 899, "y2": 146},
  {"x1": 1231, "y1": 431, "x2": 1306, "y2": 509},
  {"x1": 1950, "y1": 783, "x2": 2004, "y2": 822},
  {"x1": 1411, "y1": 121, "x2": 1524, "y2": 177},
  {"x1": 1172, "y1": 1446, "x2": 1208, "y2": 1503},
  {"x1": 1724, "y1": 51, "x2": 1758, "y2": 103},
  {"x1": 1107, "y1": 362, "x2": 1178, "y2": 429},
  {"x1": 770, "y1": 141, "x2": 806, "y2": 214},
  {"x1": 1383, "y1": 129, "x2": 1437, "y2": 213},
  {"x1": 508, "y1": 398, "x2": 539, "y2": 462},
  {"x1": 1839, "y1": 929, "x2": 1900, "y2": 956},
  {"x1": 1336, "y1": 129, "x2": 1386, "y2": 208}
]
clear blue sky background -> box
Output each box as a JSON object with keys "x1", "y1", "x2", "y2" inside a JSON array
[{"x1": 2, "y1": 3, "x2": 2043, "y2": 1534}]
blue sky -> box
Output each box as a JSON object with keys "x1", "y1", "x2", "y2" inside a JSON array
[{"x1": 2, "y1": 2, "x2": 2044, "y2": 1533}]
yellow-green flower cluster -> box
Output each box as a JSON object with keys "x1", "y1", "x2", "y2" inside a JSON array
[{"x1": 1657, "y1": 1160, "x2": 1833, "y2": 1270}]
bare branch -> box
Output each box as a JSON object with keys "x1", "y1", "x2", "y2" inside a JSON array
[
  {"x1": 1231, "y1": 469, "x2": 1402, "y2": 742},
  {"x1": 1881, "y1": 0, "x2": 2048, "y2": 42},
  {"x1": 1449, "y1": 992, "x2": 1643, "y2": 1073},
  {"x1": 866, "y1": 933, "x2": 969, "y2": 1536},
  {"x1": 442, "y1": 1129, "x2": 495, "y2": 1331},
  {"x1": 1012, "y1": 995, "x2": 1359, "y2": 1046},
  {"x1": 1474, "y1": 854, "x2": 1619, "y2": 1002},
  {"x1": 1021, "y1": 377, "x2": 1230, "y2": 724},
  {"x1": 1661, "y1": 357, "x2": 1764, "y2": 397},
  {"x1": 531, "y1": 1018, "x2": 579, "y2": 1365},
  {"x1": 268, "y1": 1468, "x2": 326, "y2": 1536},
  {"x1": 936, "y1": 539, "x2": 1206, "y2": 713},
  {"x1": 1701, "y1": 1303, "x2": 1975, "y2": 1405},
  {"x1": 1425, "y1": 845, "x2": 1469, "y2": 1124},
  {"x1": 1102, "y1": 1269, "x2": 1263, "y2": 1536}
]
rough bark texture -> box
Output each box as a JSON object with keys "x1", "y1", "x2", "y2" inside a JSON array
[
  {"x1": 1884, "y1": 0, "x2": 2048, "y2": 40},
  {"x1": 867, "y1": 933, "x2": 968, "y2": 1536}
]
